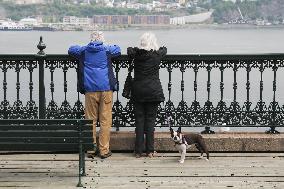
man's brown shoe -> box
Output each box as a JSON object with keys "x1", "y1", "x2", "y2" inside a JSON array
[
  {"x1": 87, "y1": 150, "x2": 98, "y2": 158},
  {"x1": 87, "y1": 148, "x2": 99, "y2": 159},
  {"x1": 100, "y1": 151, "x2": 112, "y2": 159}
]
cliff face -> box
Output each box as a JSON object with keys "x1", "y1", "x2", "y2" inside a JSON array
[
  {"x1": 213, "y1": 0, "x2": 284, "y2": 23},
  {"x1": 1, "y1": 0, "x2": 283, "y2": 24},
  {"x1": 258, "y1": 0, "x2": 284, "y2": 18}
]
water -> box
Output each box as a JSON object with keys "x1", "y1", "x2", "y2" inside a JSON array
[
  {"x1": 1, "y1": 28, "x2": 284, "y2": 132},
  {"x1": 1, "y1": 27, "x2": 284, "y2": 54}
]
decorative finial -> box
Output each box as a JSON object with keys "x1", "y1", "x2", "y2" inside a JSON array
[{"x1": 37, "y1": 36, "x2": 46, "y2": 55}]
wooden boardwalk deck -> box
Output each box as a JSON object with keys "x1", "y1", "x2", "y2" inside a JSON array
[{"x1": 0, "y1": 153, "x2": 283, "y2": 189}]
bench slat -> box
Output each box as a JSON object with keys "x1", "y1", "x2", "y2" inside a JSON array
[
  {"x1": 0, "y1": 125, "x2": 93, "y2": 131},
  {"x1": 0, "y1": 143, "x2": 93, "y2": 151},
  {"x1": 0, "y1": 131, "x2": 92, "y2": 137},
  {"x1": 0, "y1": 119, "x2": 93, "y2": 125},
  {"x1": 0, "y1": 137, "x2": 93, "y2": 143}
]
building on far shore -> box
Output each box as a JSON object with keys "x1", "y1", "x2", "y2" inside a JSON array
[
  {"x1": 19, "y1": 18, "x2": 39, "y2": 26},
  {"x1": 63, "y1": 16, "x2": 92, "y2": 26},
  {"x1": 93, "y1": 15, "x2": 170, "y2": 25}
]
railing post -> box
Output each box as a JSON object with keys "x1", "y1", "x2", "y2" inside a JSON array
[
  {"x1": 36, "y1": 36, "x2": 46, "y2": 119},
  {"x1": 77, "y1": 120, "x2": 84, "y2": 187},
  {"x1": 266, "y1": 61, "x2": 280, "y2": 134},
  {"x1": 201, "y1": 61, "x2": 214, "y2": 134}
]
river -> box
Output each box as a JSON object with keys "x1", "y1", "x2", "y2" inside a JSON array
[
  {"x1": 1, "y1": 28, "x2": 284, "y2": 132},
  {"x1": 1, "y1": 27, "x2": 284, "y2": 54}
]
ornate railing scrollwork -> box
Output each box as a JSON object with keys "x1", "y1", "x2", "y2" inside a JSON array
[{"x1": 1, "y1": 38, "x2": 284, "y2": 133}]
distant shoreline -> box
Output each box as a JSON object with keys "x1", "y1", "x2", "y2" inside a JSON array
[
  {"x1": 1, "y1": 24, "x2": 284, "y2": 32},
  {"x1": 126, "y1": 24, "x2": 284, "y2": 29},
  {"x1": 62, "y1": 24, "x2": 284, "y2": 31},
  {"x1": 195, "y1": 24, "x2": 284, "y2": 30},
  {"x1": 86, "y1": 23, "x2": 284, "y2": 30}
]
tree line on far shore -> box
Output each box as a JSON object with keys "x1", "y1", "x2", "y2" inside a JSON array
[{"x1": 0, "y1": 0, "x2": 283, "y2": 24}]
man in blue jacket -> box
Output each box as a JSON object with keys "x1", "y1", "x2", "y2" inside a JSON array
[{"x1": 68, "y1": 31, "x2": 121, "y2": 159}]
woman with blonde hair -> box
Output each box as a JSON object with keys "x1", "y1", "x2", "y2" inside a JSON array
[{"x1": 127, "y1": 32, "x2": 167, "y2": 158}]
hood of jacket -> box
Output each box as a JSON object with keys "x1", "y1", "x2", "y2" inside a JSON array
[{"x1": 86, "y1": 41, "x2": 105, "y2": 53}]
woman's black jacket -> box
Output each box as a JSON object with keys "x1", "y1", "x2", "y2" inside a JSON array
[{"x1": 127, "y1": 47, "x2": 167, "y2": 103}]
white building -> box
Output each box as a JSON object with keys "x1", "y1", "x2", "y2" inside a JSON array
[
  {"x1": 223, "y1": 0, "x2": 258, "y2": 2},
  {"x1": 19, "y1": 18, "x2": 38, "y2": 26},
  {"x1": 3, "y1": 0, "x2": 45, "y2": 4},
  {"x1": 170, "y1": 17, "x2": 185, "y2": 25},
  {"x1": 167, "y1": 3, "x2": 181, "y2": 9},
  {"x1": 178, "y1": 0, "x2": 186, "y2": 6},
  {"x1": 63, "y1": 16, "x2": 91, "y2": 25}
]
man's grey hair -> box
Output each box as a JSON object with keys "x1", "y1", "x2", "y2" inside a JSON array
[
  {"x1": 139, "y1": 32, "x2": 159, "y2": 51},
  {"x1": 90, "y1": 31, "x2": 105, "y2": 42}
]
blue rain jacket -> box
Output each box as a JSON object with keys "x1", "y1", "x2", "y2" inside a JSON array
[{"x1": 68, "y1": 41, "x2": 121, "y2": 93}]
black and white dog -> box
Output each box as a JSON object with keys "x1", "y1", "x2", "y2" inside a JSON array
[{"x1": 170, "y1": 127, "x2": 209, "y2": 163}]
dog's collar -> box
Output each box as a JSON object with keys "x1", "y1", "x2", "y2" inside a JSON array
[
  {"x1": 174, "y1": 135, "x2": 188, "y2": 146},
  {"x1": 182, "y1": 136, "x2": 188, "y2": 146},
  {"x1": 175, "y1": 142, "x2": 182, "y2": 145}
]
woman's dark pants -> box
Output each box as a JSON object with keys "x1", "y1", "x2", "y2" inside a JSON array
[{"x1": 134, "y1": 102, "x2": 159, "y2": 154}]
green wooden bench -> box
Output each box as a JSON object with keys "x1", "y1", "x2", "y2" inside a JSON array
[{"x1": 0, "y1": 119, "x2": 93, "y2": 187}]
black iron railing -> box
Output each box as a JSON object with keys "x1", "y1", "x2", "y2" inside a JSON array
[{"x1": 1, "y1": 37, "x2": 284, "y2": 133}]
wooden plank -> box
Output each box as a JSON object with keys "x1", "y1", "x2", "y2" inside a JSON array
[
  {"x1": 1, "y1": 160, "x2": 283, "y2": 169},
  {"x1": 0, "y1": 153, "x2": 284, "y2": 189},
  {"x1": 0, "y1": 152, "x2": 283, "y2": 160}
]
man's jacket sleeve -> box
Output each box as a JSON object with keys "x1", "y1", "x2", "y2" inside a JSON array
[
  {"x1": 107, "y1": 45, "x2": 121, "y2": 58},
  {"x1": 68, "y1": 45, "x2": 85, "y2": 94},
  {"x1": 68, "y1": 45, "x2": 84, "y2": 59}
]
